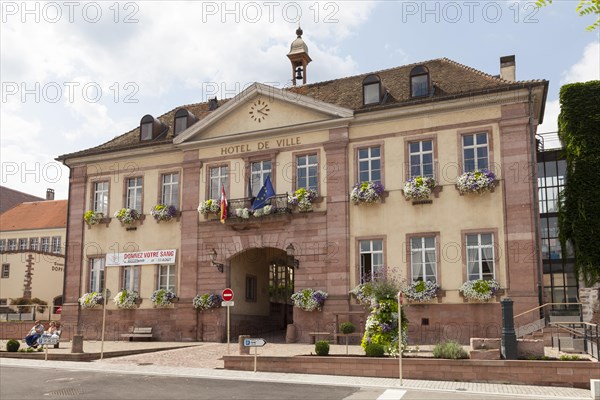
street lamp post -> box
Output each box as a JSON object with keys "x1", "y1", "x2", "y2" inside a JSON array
[{"x1": 100, "y1": 287, "x2": 110, "y2": 360}]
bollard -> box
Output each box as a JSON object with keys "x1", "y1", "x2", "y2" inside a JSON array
[
  {"x1": 286, "y1": 324, "x2": 296, "y2": 343},
  {"x1": 501, "y1": 298, "x2": 517, "y2": 360},
  {"x1": 71, "y1": 335, "x2": 84, "y2": 353},
  {"x1": 239, "y1": 335, "x2": 250, "y2": 355}
]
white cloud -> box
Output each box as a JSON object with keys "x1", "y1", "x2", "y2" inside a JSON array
[{"x1": 538, "y1": 41, "x2": 600, "y2": 140}]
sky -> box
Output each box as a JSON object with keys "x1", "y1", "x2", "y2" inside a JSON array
[{"x1": 1, "y1": 0, "x2": 599, "y2": 200}]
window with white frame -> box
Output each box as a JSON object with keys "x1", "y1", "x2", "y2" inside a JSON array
[
  {"x1": 462, "y1": 133, "x2": 489, "y2": 172},
  {"x1": 209, "y1": 166, "x2": 228, "y2": 200},
  {"x1": 89, "y1": 258, "x2": 105, "y2": 292},
  {"x1": 410, "y1": 237, "x2": 437, "y2": 283},
  {"x1": 359, "y1": 239, "x2": 383, "y2": 283},
  {"x1": 0, "y1": 240, "x2": 5, "y2": 252},
  {"x1": 126, "y1": 177, "x2": 143, "y2": 212},
  {"x1": 51, "y1": 236, "x2": 61, "y2": 254},
  {"x1": 40, "y1": 237, "x2": 50, "y2": 253},
  {"x1": 296, "y1": 154, "x2": 318, "y2": 191},
  {"x1": 357, "y1": 146, "x2": 381, "y2": 183},
  {"x1": 466, "y1": 233, "x2": 495, "y2": 281},
  {"x1": 18, "y1": 238, "x2": 28, "y2": 250},
  {"x1": 161, "y1": 173, "x2": 179, "y2": 207},
  {"x1": 7, "y1": 239, "x2": 17, "y2": 251},
  {"x1": 158, "y1": 264, "x2": 176, "y2": 291},
  {"x1": 409, "y1": 140, "x2": 434, "y2": 178},
  {"x1": 29, "y1": 238, "x2": 39, "y2": 251},
  {"x1": 251, "y1": 161, "x2": 272, "y2": 197},
  {"x1": 122, "y1": 266, "x2": 140, "y2": 292},
  {"x1": 1, "y1": 264, "x2": 9, "y2": 279},
  {"x1": 93, "y1": 181, "x2": 109, "y2": 214}
]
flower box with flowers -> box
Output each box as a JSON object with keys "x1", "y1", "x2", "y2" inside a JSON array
[
  {"x1": 83, "y1": 210, "x2": 108, "y2": 227},
  {"x1": 78, "y1": 292, "x2": 104, "y2": 309},
  {"x1": 350, "y1": 181, "x2": 385, "y2": 205},
  {"x1": 459, "y1": 279, "x2": 501, "y2": 302},
  {"x1": 113, "y1": 289, "x2": 140, "y2": 309},
  {"x1": 198, "y1": 199, "x2": 221, "y2": 218},
  {"x1": 288, "y1": 188, "x2": 318, "y2": 212},
  {"x1": 291, "y1": 288, "x2": 328, "y2": 312},
  {"x1": 402, "y1": 280, "x2": 441, "y2": 303},
  {"x1": 193, "y1": 293, "x2": 223, "y2": 311},
  {"x1": 114, "y1": 208, "x2": 142, "y2": 225},
  {"x1": 403, "y1": 176, "x2": 437, "y2": 201},
  {"x1": 151, "y1": 204, "x2": 178, "y2": 222},
  {"x1": 456, "y1": 169, "x2": 497, "y2": 195},
  {"x1": 150, "y1": 289, "x2": 177, "y2": 307},
  {"x1": 252, "y1": 205, "x2": 276, "y2": 218}
]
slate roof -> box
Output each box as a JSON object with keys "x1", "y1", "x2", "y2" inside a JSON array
[
  {"x1": 0, "y1": 200, "x2": 68, "y2": 231},
  {"x1": 0, "y1": 186, "x2": 44, "y2": 214},
  {"x1": 57, "y1": 57, "x2": 547, "y2": 161}
]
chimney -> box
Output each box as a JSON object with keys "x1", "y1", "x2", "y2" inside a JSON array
[
  {"x1": 208, "y1": 97, "x2": 219, "y2": 111},
  {"x1": 46, "y1": 188, "x2": 55, "y2": 200},
  {"x1": 500, "y1": 55, "x2": 516, "y2": 81}
]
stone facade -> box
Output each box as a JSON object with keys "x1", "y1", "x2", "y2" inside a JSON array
[{"x1": 57, "y1": 56, "x2": 548, "y2": 343}]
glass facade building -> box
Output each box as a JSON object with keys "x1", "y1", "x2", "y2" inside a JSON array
[{"x1": 537, "y1": 149, "x2": 578, "y2": 308}]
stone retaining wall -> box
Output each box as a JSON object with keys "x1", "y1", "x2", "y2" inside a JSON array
[{"x1": 223, "y1": 355, "x2": 599, "y2": 389}]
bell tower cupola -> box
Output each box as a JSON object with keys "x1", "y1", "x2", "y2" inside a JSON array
[{"x1": 287, "y1": 27, "x2": 312, "y2": 86}]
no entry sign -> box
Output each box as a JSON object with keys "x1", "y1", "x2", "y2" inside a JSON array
[{"x1": 222, "y1": 288, "x2": 234, "y2": 301}]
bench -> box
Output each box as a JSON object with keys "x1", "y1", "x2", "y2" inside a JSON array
[
  {"x1": 308, "y1": 332, "x2": 331, "y2": 344},
  {"x1": 121, "y1": 327, "x2": 153, "y2": 341}
]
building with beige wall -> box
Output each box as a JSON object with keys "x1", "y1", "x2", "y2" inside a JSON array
[
  {"x1": 57, "y1": 32, "x2": 548, "y2": 343},
  {"x1": 0, "y1": 197, "x2": 67, "y2": 319}
]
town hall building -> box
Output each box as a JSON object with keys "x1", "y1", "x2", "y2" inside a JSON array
[{"x1": 57, "y1": 30, "x2": 548, "y2": 343}]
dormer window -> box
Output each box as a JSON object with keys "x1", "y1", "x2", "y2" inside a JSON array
[
  {"x1": 174, "y1": 108, "x2": 198, "y2": 136},
  {"x1": 140, "y1": 115, "x2": 154, "y2": 141},
  {"x1": 363, "y1": 74, "x2": 382, "y2": 105},
  {"x1": 410, "y1": 66, "x2": 430, "y2": 98},
  {"x1": 139, "y1": 114, "x2": 168, "y2": 141}
]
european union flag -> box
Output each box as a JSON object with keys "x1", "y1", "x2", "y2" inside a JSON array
[{"x1": 251, "y1": 175, "x2": 275, "y2": 210}]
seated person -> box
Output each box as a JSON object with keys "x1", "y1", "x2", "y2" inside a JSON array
[
  {"x1": 25, "y1": 320, "x2": 44, "y2": 348},
  {"x1": 46, "y1": 321, "x2": 60, "y2": 338}
]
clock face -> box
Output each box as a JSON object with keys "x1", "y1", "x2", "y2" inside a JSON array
[{"x1": 248, "y1": 99, "x2": 270, "y2": 123}]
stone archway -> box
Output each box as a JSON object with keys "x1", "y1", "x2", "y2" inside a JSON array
[{"x1": 227, "y1": 247, "x2": 294, "y2": 339}]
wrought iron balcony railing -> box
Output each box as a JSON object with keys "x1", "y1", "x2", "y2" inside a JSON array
[{"x1": 226, "y1": 194, "x2": 291, "y2": 219}]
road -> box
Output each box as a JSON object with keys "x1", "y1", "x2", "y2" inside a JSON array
[{"x1": 1, "y1": 365, "x2": 559, "y2": 400}]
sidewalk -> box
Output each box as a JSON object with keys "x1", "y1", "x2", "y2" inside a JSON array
[{"x1": 0, "y1": 339, "x2": 594, "y2": 399}]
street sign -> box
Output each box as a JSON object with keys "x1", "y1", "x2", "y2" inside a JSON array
[
  {"x1": 222, "y1": 288, "x2": 234, "y2": 301},
  {"x1": 244, "y1": 338, "x2": 267, "y2": 347},
  {"x1": 37, "y1": 336, "x2": 59, "y2": 346},
  {"x1": 221, "y1": 301, "x2": 234, "y2": 307}
]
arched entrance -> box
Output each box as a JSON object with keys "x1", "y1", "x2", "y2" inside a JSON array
[{"x1": 228, "y1": 247, "x2": 294, "y2": 339}]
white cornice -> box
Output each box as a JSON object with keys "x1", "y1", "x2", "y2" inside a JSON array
[{"x1": 173, "y1": 82, "x2": 354, "y2": 145}]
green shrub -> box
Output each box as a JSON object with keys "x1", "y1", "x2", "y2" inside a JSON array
[
  {"x1": 559, "y1": 354, "x2": 582, "y2": 361},
  {"x1": 315, "y1": 340, "x2": 329, "y2": 356},
  {"x1": 6, "y1": 339, "x2": 20, "y2": 352},
  {"x1": 432, "y1": 340, "x2": 469, "y2": 359},
  {"x1": 365, "y1": 343, "x2": 385, "y2": 357},
  {"x1": 340, "y1": 322, "x2": 356, "y2": 334}
]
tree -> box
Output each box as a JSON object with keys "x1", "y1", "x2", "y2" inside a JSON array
[
  {"x1": 536, "y1": 0, "x2": 600, "y2": 31},
  {"x1": 557, "y1": 80, "x2": 600, "y2": 286}
]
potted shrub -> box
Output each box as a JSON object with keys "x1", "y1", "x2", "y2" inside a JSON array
[
  {"x1": 315, "y1": 340, "x2": 330, "y2": 356},
  {"x1": 288, "y1": 188, "x2": 317, "y2": 212},
  {"x1": 403, "y1": 176, "x2": 436, "y2": 201},
  {"x1": 151, "y1": 204, "x2": 177, "y2": 222},
  {"x1": 402, "y1": 280, "x2": 440, "y2": 303},
  {"x1": 150, "y1": 289, "x2": 177, "y2": 307},
  {"x1": 365, "y1": 343, "x2": 385, "y2": 357},
  {"x1": 193, "y1": 293, "x2": 223, "y2": 311},
  {"x1": 350, "y1": 181, "x2": 385, "y2": 205},
  {"x1": 6, "y1": 339, "x2": 20, "y2": 352},
  {"x1": 456, "y1": 169, "x2": 497, "y2": 194},
  {"x1": 291, "y1": 288, "x2": 328, "y2": 312},
  {"x1": 113, "y1": 289, "x2": 140, "y2": 309},
  {"x1": 198, "y1": 199, "x2": 220, "y2": 215},
  {"x1": 114, "y1": 208, "x2": 140, "y2": 225},
  {"x1": 339, "y1": 322, "x2": 356, "y2": 355},
  {"x1": 78, "y1": 292, "x2": 104, "y2": 309},
  {"x1": 459, "y1": 279, "x2": 500, "y2": 302},
  {"x1": 84, "y1": 210, "x2": 104, "y2": 226}
]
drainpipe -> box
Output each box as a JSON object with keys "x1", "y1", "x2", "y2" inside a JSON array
[{"x1": 528, "y1": 87, "x2": 544, "y2": 318}]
